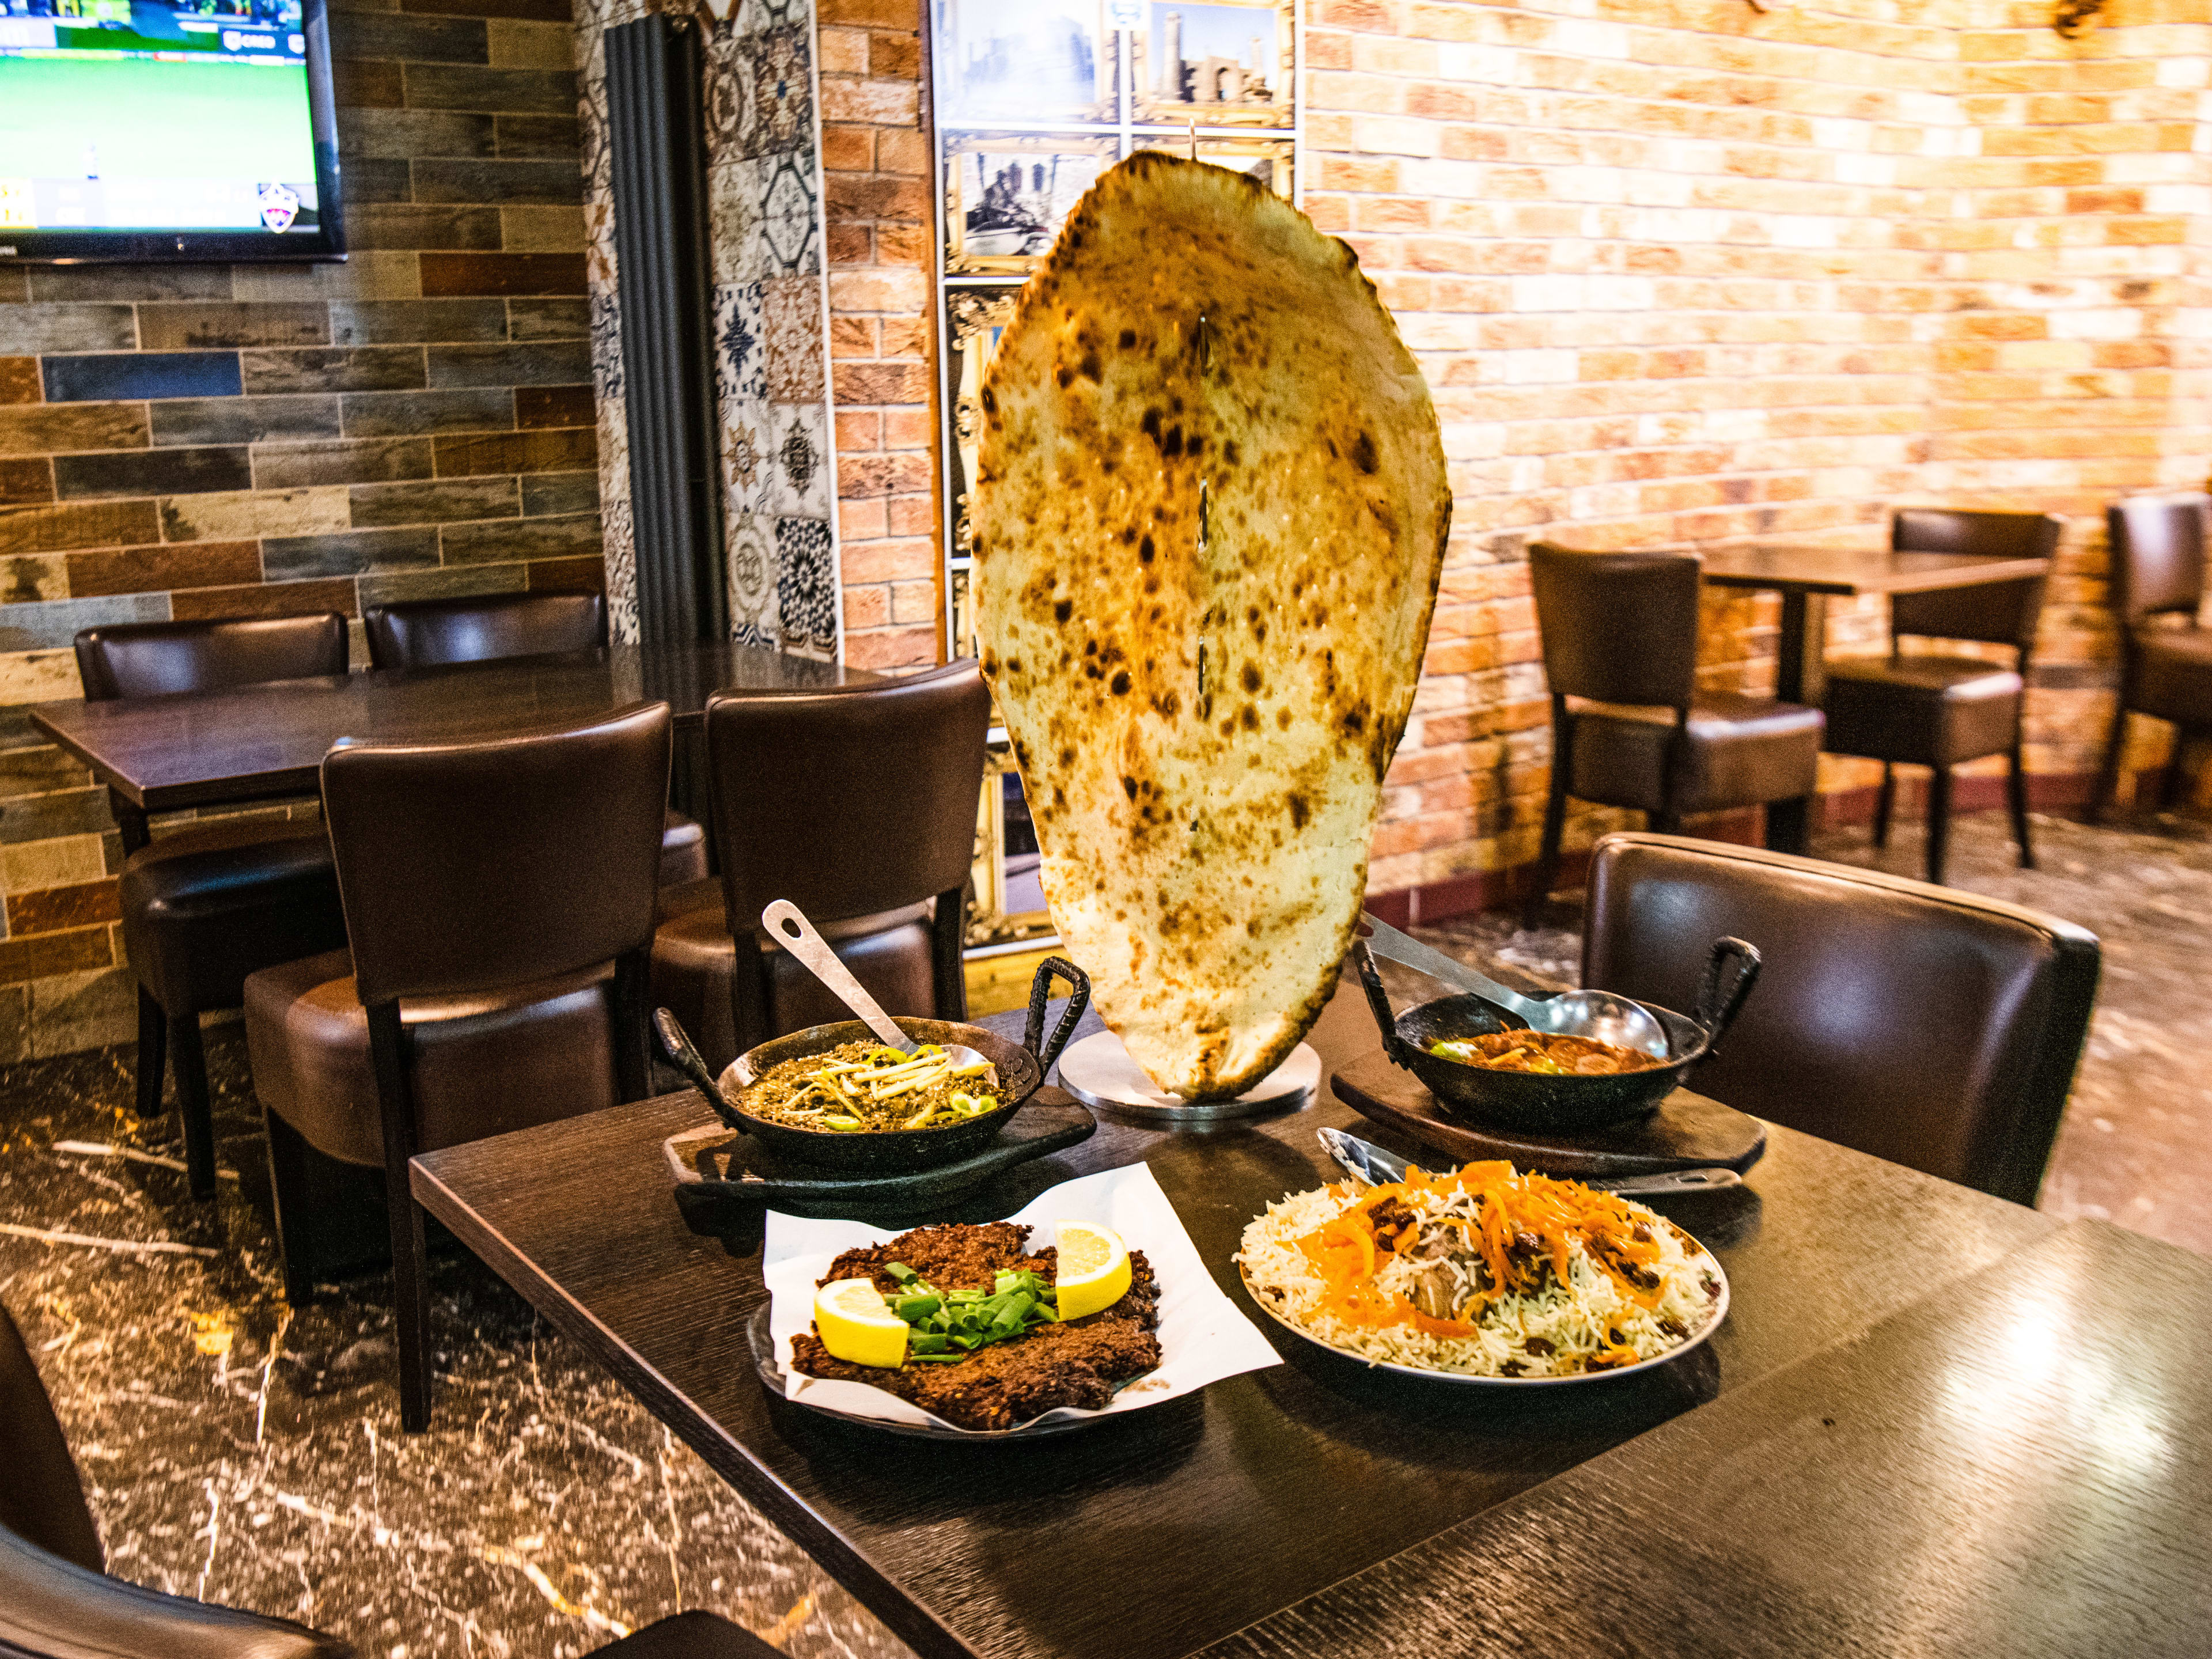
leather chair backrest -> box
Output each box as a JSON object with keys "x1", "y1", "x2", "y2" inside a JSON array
[
  {"x1": 704, "y1": 663, "x2": 990, "y2": 929},
  {"x1": 322, "y1": 702, "x2": 671, "y2": 1005},
  {"x1": 0, "y1": 1301, "x2": 101, "y2": 1573},
  {"x1": 1528, "y1": 544, "x2": 1701, "y2": 709},
  {"x1": 362, "y1": 593, "x2": 608, "y2": 671},
  {"x1": 2106, "y1": 493, "x2": 2207, "y2": 623},
  {"x1": 1582, "y1": 833, "x2": 2100, "y2": 1206},
  {"x1": 74, "y1": 615, "x2": 348, "y2": 702},
  {"x1": 1888, "y1": 509, "x2": 2062, "y2": 652}
]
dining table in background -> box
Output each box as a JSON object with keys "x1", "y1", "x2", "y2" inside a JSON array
[
  {"x1": 412, "y1": 980, "x2": 2210, "y2": 1659},
  {"x1": 26, "y1": 639, "x2": 870, "y2": 853},
  {"x1": 1698, "y1": 542, "x2": 2058, "y2": 706}
]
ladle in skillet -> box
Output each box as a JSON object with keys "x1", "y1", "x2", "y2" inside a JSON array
[
  {"x1": 760, "y1": 898, "x2": 993, "y2": 1074},
  {"x1": 1359, "y1": 911, "x2": 1669, "y2": 1059}
]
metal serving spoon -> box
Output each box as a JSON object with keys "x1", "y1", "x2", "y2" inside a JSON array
[
  {"x1": 1320, "y1": 1126, "x2": 1740, "y2": 1197},
  {"x1": 759, "y1": 899, "x2": 992, "y2": 1071},
  {"x1": 1358, "y1": 912, "x2": 1671, "y2": 1060}
]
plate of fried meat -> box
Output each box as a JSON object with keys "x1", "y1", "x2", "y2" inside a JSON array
[{"x1": 758, "y1": 1163, "x2": 1281, "y2": 1436}]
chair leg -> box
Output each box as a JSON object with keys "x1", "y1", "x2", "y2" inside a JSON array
[
  {"x1": 609, "y1": 947, "x2": 650, "y2": 1104},
  {"x1": 168, "y1": 1010, "x2": 217, "y2": 1201},
  {"x1": 930, "y1": 884, "x2": 969, "y2": 1022},
  {"x1": 1763, "y1": 796, "x2": 1809, "y2": 857},
  {"x1": 2161, "y1": 732, "x2": 2192, "y2": 808},
  {"x1": 264, "y1": 1108, "x2": 318, "y2": 1307},
  {"x1": 134, "y1": 986, "x2": 167, "y2": 1126},
  {"x1": 1872, "y1": 763, "x2": 1895, "y2": 849},
  {"x1": 1925, "y1": 765, "x2": 1953, "y2": 887},
  {"x1": 2007, "y1": 744, "x2": 2035, "y2": 869},
  {"x1": 366, "y1": 1002, "x2": 432, "y2": 1433},
  {"x1": 2092, "y1": 701, "x2": 2130, "y2": 824},
  {"x1": 1522, "y1": 769, "x2": 1570, "y2": 931}
]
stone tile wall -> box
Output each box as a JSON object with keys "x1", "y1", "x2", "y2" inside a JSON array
[
  {"x1": 0, "y1": 0, "x2": 601, "y2": 1059},
  {"x1": 819, "y1": 0, "x2": 941, "y2": 671}
]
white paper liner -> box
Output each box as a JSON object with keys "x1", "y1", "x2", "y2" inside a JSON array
[{"x1": 764, "y1": 1162, "x2": 1282, "y2": 1432}]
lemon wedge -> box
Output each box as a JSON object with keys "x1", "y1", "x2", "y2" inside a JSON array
[
  {"x1": 812, "y1": 1278, "x2": 908, "y2": 1368},
  {"x1": 1054, "y1": 1220, "x2": 1132, "y2": 1323}
]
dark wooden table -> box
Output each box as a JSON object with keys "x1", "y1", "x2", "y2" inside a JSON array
[
  {"x1": 25, "y1": 641, "x2": 866, "y2": 850},
  {"x1": 405, "y1": 978, "x2": 2212, "y2": 1659},
  {"x1": 1699, "y1": 544, "x2": 2055, "y2": 703}
]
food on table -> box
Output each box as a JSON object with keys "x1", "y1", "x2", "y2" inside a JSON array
[
  {"x1": 790, "y1": 1221, "x2": 1162, "y2": 1429},
  {"x1": 812, "y1": 1278, "x2": 911, "y2": 1369},
  {"x1": 1237, "y1": 1161, "x2": 1723, "y2": 1378},
  {"x1": 1050, "y1": 1219, "x2": 1132, "y2": 1322},
  {"x1": 1427, "y1": 1029, "x2": 1662, "y2": 1077},
  {"x1": 971, "y1": 151, "x2": 1449, "y2": 1100},
  {"x1": 740, "y1": 1043, "x2": 1000, "y2": 1132}
]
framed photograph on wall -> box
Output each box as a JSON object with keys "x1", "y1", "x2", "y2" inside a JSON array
[
  {"x1": 1131, "y1": 0, "x2": 1291, "y2": 128},
  {"x1": 944, "y1": 285, "x2": 1023, "y2": 556},
  {"x1": 933, "y1": 0, "x2": 1117, "y2": 126},
  {"x1": 1132, "y1": 133, "x2": 1293, "y2": 197},
  {"x1": 943, "y1": 135, "x2": 1116, "y2": 275}
]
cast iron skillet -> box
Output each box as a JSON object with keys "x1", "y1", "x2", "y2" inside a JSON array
[
  {"x1": 683, "y1": 957, "x2": 1089, "y2": 1173},
  {"x1": 1353, "y1": 936, "x2": 1759, "y2": 1133}
]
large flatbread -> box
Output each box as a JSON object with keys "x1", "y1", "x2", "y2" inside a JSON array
[{"x1": 972, "y1": 154, "x2": 1449, "y2": 1097}]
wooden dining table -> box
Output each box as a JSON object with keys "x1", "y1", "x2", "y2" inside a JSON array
[
  {"x1": 1699, "y1": 543, "x2": 2056, "y2": 705},
  {"x1": 25, "y1": 639, "x2": 869, "y2": 851},
  {"x1": 411, "y1": 983, "x2": 2211, "y2": 1659}
]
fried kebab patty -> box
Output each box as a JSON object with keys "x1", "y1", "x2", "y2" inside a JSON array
[{"x1": 788, "y1": 1221, "x2": 1162, "y2": 1431}]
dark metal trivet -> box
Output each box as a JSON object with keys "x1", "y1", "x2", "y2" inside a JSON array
[{"x1": 1330, "y1": 1049, "x2": 1765, "y2": 1177}]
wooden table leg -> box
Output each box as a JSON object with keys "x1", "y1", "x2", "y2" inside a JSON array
[
  {"x1": 107, "y1": 786, "x2": 150, "y2": 857},
  {"x1": 1775, "y1": 590, "x2": 1828, "y2": 706}
]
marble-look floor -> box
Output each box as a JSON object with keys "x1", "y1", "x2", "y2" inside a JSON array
[{"x1": 0, "y1": 804, "x2": 2205, "y2": 1657}]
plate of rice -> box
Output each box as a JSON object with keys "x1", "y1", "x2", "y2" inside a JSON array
[{"x1": 1236, "y1": 1160, "x2": 1728, "y2": 1384}]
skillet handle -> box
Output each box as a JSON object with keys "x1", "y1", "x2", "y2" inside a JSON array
[
  {"x1": 1689, "y1": 936, "x2": 1761, "y2": 1062},
  {"x1": 1351, "y1": 941, "x2": 1420, "y2": 1066},
  {"x1": 1022, "y1": 956, "x2": 1092, "y2": 1076}
]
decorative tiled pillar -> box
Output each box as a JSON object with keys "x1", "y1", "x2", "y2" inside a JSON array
[{"x1": 577, "y1": 0, "x2": 840, "y2": 657}]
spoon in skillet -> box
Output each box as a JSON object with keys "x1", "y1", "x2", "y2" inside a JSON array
[
  {"x1": 759, "y1": 899, "x2": 994, "y2": 1072},
  {"x1": 1357, "y1": 912, "x2": 1671, "y2": 1060}
]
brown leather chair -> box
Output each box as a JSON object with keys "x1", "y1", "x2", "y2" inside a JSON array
[
  {"x1": 1583, "y1": 832, "x2": 2100, "y2": 1206},
  {"x1": 79, "y1": 616, "x2": 353, "y2": 1199},
  {"x1": 1820, "y1": 508, "x2": 2062, "y2": 886},
  {"x1": 652, "y1": 663, "x2": 990, "y2": 1074},
  {"x1": 0, "y1": 1305, "x2": 777, "y2": 1658},
  {"x1": 2095, "y1": 492, "x2": 2211, "y2": 815},
  {"x1": 245, "y1": 704, "x2": 671, "y2": 1431},
  {"x1": 361, "y1": 593, "x2": 707, "y2": 887},
  {"x1": 1523, "y1": 545, "x2": 1824, "y2": 927}
]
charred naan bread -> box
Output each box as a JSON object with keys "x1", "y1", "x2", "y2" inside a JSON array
[{"x1": 973, "y1": 153, "x2": 1449, "y2": 1098}]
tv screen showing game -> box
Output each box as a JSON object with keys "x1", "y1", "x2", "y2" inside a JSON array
[{"x1": 0, "y1": 0, "x2": 343, "y2": 263}]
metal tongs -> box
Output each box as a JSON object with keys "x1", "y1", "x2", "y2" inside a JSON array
[{"x1": 1319, "y1": 1127, "x2": 1740, "y2": 1197}]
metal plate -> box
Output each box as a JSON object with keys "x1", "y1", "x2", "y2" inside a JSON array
[
  {"x1": 1237, "y1": 1251, "x2": 1729, "y2": 1388},
  {"x1": 1056, "y1": 1031, "x2": 1320, "y2": 1124}
]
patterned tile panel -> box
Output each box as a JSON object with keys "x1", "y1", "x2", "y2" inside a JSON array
[{"x1": 575, "y1": 0, "x2": 836, "y2": 658}]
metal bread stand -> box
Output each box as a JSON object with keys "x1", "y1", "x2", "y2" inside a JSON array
[{"x1": 1055, "y1": 1031, "x2": 1320, "y2": 1126}]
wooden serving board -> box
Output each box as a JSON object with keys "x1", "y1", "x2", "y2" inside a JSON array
[{"x1": 1331, "y1": 1049, "x2": 1766, "y2": 1177}]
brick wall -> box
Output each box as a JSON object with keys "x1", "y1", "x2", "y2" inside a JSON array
[
  {"x1": 1298, "y1": 0, "x2": 2212, "y2": 908},
  {"x1": 819, "y1": 0, "x2": 941, "y2": 671},
  {"x1": 0, "y1": 0, "x2": 600, "y2": 1059}
]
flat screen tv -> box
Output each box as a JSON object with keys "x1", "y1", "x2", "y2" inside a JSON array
[{"x1": 0, "y1": 0, "x2": 343, "y2": 263}]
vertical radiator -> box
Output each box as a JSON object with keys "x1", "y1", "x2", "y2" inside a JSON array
[{"x1": 605, "y1": 14, "x2": 726, "y2": 647}]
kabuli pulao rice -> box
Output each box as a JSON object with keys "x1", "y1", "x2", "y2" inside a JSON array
[{"x1": 1237, "y1": 1161, "x2": 1724, "y2": 1378}]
